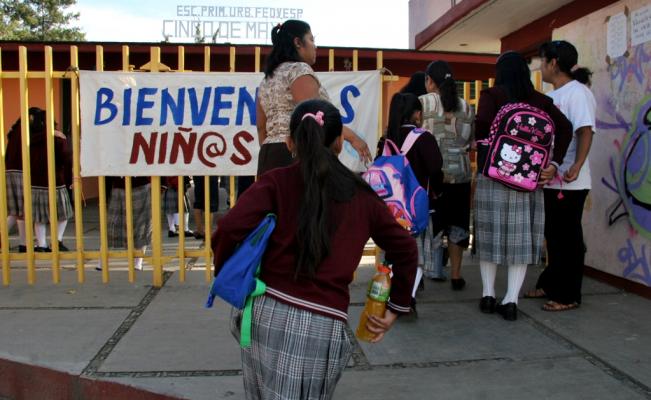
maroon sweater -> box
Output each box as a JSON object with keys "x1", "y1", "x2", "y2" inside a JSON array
[
  {"x1": 212, "y1": 162, "x2": 418, "y2": 321},
  {"x1": 475, "y1": 87, "x2": 573, "y2": 168}
]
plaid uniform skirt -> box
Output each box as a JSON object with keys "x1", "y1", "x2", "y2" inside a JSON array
[
  {"x1": 107, "y1": 184, "x2": 152, "y2": 249},
  {"x1": 474, "y1": 175, "x2": 544, "y2": 265},
  {"x1": 162, "y1": 188, "x2": 189, "y2": 215},
  {"x1": 232, "y1": 295, "x2": 353, "y2": 400},
  {"x1": 6, "y1": 170, "x2": 73, "y2": 223},
  {"x1": 417, "y1": 217, "x2": 443, "y2": 275}
]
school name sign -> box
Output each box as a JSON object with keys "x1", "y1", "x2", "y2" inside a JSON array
[
  {"x1": 79, "y1": 70, "x2": 380, "y2": 176},
  {"x1": 163, "y1": 5, "x2": 304, "y2": 42}
]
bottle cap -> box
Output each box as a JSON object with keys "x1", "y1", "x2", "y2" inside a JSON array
[{"x1": 377, "y1": 264, "x2": 391, "y2": 274}]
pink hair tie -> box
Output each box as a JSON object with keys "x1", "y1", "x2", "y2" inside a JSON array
[
  {"x1": 570, "y1": 64, "x2": 580, "y2": 72},
  {"x1": 301, "y1": 111, "x2": 325, "y2": 126}
]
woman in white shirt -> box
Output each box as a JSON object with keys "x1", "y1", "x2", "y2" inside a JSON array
[{"x1": 526, "y1": 40, "x2": 596, "y2": 311}]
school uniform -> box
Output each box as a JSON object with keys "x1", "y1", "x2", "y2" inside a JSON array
[
  {"x1": 5, "y1": 125, "x2": 73, "y2": 223},
  {"x1": 212, "y1": 162, "x2": 417, "y2": 399},
  {"x1": 474, "y1": 87, "x2": 573, "y2": 265},
  {"x1": 106, "y1": 177, "x2": 151, "y2": 249}
]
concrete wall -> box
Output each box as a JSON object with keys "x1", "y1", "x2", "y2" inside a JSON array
[
  {"x1": 554, "y1": 0, "x2": 651, "y2": 287},
  {"x1": 408, "y1": 0, "x2": 455, "y2": 48}
]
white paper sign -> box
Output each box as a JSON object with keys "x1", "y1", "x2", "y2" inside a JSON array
[
  {"x1": 632, "y1": 5, "x2": 651, "y2": 47},
  {"x1": 607, "y1": 12, "x2": 628, "y2": 58},
  {"x1": 79, "y1": 70, "x2": 380, "y2": 176}
]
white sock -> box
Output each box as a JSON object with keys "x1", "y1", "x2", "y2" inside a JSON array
[
  {"x1": 17, "y1": 220, "x2": 26, "y2": 246},
  {"x1": 173, "y1": 213, "x2": 179, "y2": 225},
  {"x1": 166, "y1": 214, "x2": 175, "y2": 231},
  {"x1": 135, "y1": 246, "x2": 147, "y2": 270},
  {"x1": 411, "y1": 266, "x2": 423, "y2": 298},
  {"x1": 7, "y1": 216, "x2": 16, "y2": 231},
  {"x1": 57, "y1": 220, "x2": 68, "y2": 241},
  {"x1": 184, "y1": 213, "x2": 189, "y2": 229},
  {"x1": 503, "y1": 264, "x2": 527, "y2": 305},
  {"x1": 34, "y1": 223, "x2": 47, "y2": 248},
  {"x1": 480, "y1": 261, "x2": 497, "y2": 298}
]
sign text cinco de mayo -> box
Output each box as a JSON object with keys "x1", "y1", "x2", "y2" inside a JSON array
[{"x1": 79, "y1": 71, "x2": 380, "y2": 176}]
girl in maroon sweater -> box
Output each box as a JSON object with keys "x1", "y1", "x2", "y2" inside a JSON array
[{"x1": 212, "y1": 99, "x2": 417, "y2": 399}]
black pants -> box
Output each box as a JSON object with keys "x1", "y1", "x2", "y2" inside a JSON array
[{"x1": 536, "y1": 189, "x2": 589, "y2": 304}]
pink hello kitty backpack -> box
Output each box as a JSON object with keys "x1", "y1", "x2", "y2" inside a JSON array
[{"x1": 478, "y1": 103, "x2": 555, "y2": 191}]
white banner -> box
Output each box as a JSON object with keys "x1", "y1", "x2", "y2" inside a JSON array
[{"x1": 79, "y1": 70, "x2": 380, "y2": 176}]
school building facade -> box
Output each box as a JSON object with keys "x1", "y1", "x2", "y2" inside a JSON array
[{"x1": 410, "y1": 0, "x2": 651, "y2": 293}]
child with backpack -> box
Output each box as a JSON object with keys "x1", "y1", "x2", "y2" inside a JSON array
[
  {"x1": 474, "y1": 51, "x2": 573, "y2": 321},
  {"x1": 375, "y1": 92, "x2": 443, "y2": 314},
  {"x1": 212, "y1": 99, "x2": 417, "y2": 399}
]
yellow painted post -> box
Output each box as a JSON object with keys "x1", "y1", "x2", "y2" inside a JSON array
[
  {"x1": 352, "y1": 50, "x2": 358, "y2": 71},
  {"x1": 70, "y1": 46, "x2": 85, "y2": 283},
  {"x1": 44, "y1": 46, "x2": 60, "y2": 283},
  {"x1": 0, "y1": 49, "x2": 10, "y2": 285},
  {"x1": 328, "y1": 49, "x2": 334, "y2": 71},
  {"x1": 95, "y1": 46, "x2": 110, "y2": 283},
  {"x1": 533, "y1": 70, "x2": 543, "y2": 91},
  {"x1": 488, "y1": 78, "x2": 495, "y2": 88},
  {"x1": 463, "y1": 82, "x2": 471, "y2": 104},
  {"x1": 122, "y1": 45, "x2": 136, "y2": 283},
  {"x1": 375, "y1": 50, "x2": 383, "y2": 265},
  {"x1": 229, "y1": 46, "x2": 236, "y2": 209},
  {"x1": 474, "y1": 80, "x2": 482, "y2": 105},
  {"x1": 255, "y1": 47, "x2": 260, "y2": 72},
  {"x1": 19, "y1": 46, "x2": 36, "y2": 284},
  {"x1": 177, "y1": 45, "x2": 186, "y2": 282},
  {"x1": 149, "y1": 47, "x2": 164, "y2": 288},
  {"x1": 203, "y1": 46, "x2": 212, "y2": 283}
]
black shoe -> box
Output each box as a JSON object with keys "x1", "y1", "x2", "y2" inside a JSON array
[
  {"x1": 194, "y1": 231, "x2": 205, "y2": 240},
  {"x1": 451, "y1": 278, "x2": 466, "y2": 291},
  {"x1": 18, "y1": 245, "x2": 27, "y2": 253},
  {"x1": 34, "y1": 246, "x2": 51, "y2": 253},
  {"x1": 479, "y1": 296, "x2": 496, "y2": 313},
  {"x1": 183, "y1": 230, "x2": 194, "y2": 237},
  {"x1": 168, "y1": 230, "x2": 179, "y2": 238},
  {"x1": 58, "y1": 241, "x2": 70, "y2": 252},
  {"x1": 496, "y1": 302, "x2": 518, "y2": 321}
]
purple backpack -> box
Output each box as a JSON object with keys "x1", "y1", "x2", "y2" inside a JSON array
[
  {"x1": 479, "y1": 103, "x2": 555, "y2": 191},
  {"x1": 363, "y1": 129, "x2": 429, "y2": 235}
]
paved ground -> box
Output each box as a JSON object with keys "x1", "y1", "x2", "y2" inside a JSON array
[
  {"x1": 1, "y1": 257, "x2": 650, "y2": 399},
  {"x1": 1, "y1": 201, "x2": 650, "y2": 399}
]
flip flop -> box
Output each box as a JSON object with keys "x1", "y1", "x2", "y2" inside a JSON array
[
  {"x1": 524, "y1": 288, "x2": 546, "y2": 298},
  {"x1": 542, "y1": 301, "x2": 579, "y2": 312}
]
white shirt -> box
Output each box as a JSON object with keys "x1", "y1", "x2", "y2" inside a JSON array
[{"x1": 546, "y1": 80, "x2": 596, "y2": 190}]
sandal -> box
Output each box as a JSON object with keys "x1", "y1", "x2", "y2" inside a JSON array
[
  {"x1": 541, "y1": 301, "x2": 579, "y2": 312},
  {"x1": 524, "y1": 288, "x2": 546, "y2": 299}
]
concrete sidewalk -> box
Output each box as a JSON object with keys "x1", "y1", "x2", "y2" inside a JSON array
[{"x1": 1, "y1": 257, "x2": 650, "y2": 399}]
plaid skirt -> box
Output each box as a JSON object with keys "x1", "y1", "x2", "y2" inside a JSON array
[
  {"x1": 107, "y1": 184, "x2": 152, "y2": 249},
  {"x1": 6, "y1": 170, "x2": 73, "y2": 223},
  {"x1": 417, "y1": 217, "x2": 443, "y2": 275},
  {"x1": 232, "y1": 295, "x2": 353, "y2": 400},
  {"x1": 474, "y1": 175, "x2": 544, "y2": 265},
  {"x1": 162, "y1": 188, "x2": 189, "y2": 215}
]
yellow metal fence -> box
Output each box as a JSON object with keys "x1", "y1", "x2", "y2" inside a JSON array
[{"x1": 0, "y1": 44, "x2": 517, "y2": 287}]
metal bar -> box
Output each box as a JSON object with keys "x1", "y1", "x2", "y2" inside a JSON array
[
  {"x1": 0, "y1": 49, "x2": 10, "y2": 285},
  {"x1": 122, "y1": 45, "x2": 136, "y2": 283},
  {"x1": 70, "y1": 46, "x2": 85, "y2": 282},
  {"x1": 203, "y1": 47, "x2": 212, "y2": 283},
  {"x1": 177, "y1": 45, "x2": 186, "y2": 282},
  {"x1": 474, "y1": 80, "x2": 482, "y2": 105},
  {"x1": 463, "y1": 82, "x2": 471, "y2": 104},
  {"x1": 352, "y1": 50, "x2": 358, "y2": 71},
  {"x1": 329, "y1": 49, "x2": 334, "y2": 71},
  {"x1": 533, "y1": 70, "x2": 542, "y2": 91},
  {"x1": 18, "y1": 46, "x2": 35, "y2": 284},
  {"x1": 375, "y1": 50, "x2": 383, "y2": 265},
  {"x1": 0, "y1": 71, "x2": 74, "y2": 79},
  {"x1": 229, "y1": 46, "x2": 237, "y2": 209},
  {"x1": 96, "y1": 45, "x2": 110, "y2": 283},
  {"x1": 44, "y1": 46, "x2": 60, "y2": 283},
  {"x1": 149, "y1": 47, "x2": 164, "y2": 288}
]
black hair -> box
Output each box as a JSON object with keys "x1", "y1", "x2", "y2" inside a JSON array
[
  {"x1": 288, "y1": 99, "x2": 374, "y2": 279},
  {"x1": 426, "y1": 60, "x2": 459, "y2": 113},
  {"x1": 386, "y1": 92, "x2": 422, "y2": 147},
  {"x1": 264, "y1": 20, "x2": 311, "y2": 78},
  {"x1": 9, "y1": 107, "x2": 47, "y2": 135},
  {"x1": 539, "y1": 40, "x2": 592, "y2": 86},
  {"x1": 400, "y1": 71, "x2": 427, "y2": 98},
  {"x1": 495, "y1": 51, "x2": 534, "y2": 102}
]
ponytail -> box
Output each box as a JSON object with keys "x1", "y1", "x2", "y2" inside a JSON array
[
  {"x1": 426, "y1": 60, "x2": 460, "y2": 113},
  {"x1": 264, "y1": 20, "x2": 311, "y2": 78},
  {"x1": 289, "y1": 100, "x2": 374, "y2": 279},
  {"x1": 571, "y1": 67, "x2": 593, "y2": 86},
  {"x1": 386, "y1": 92, "x2": 423, "y2": 147}
]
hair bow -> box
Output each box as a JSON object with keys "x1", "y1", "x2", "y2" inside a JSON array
[
  {"x1": 302, "y1": 111, "x2": 325, "y2": 126},
  {"x1": 511, "y1": 144, "x2": 522, "y2": 154}
]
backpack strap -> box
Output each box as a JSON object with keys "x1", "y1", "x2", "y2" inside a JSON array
[
  {"x1": 382, "y1": 138, "x2": 401, "y2": 156},
  {"x1": 400, "y1": 129, "x2": 423, "y2": 154}
]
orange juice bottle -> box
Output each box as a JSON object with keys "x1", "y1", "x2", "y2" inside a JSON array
[{"x1": 356, "y1": 263, "x2": 391, "y2": 341}]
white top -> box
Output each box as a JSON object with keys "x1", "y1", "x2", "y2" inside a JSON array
[{"x1": 545, "y1": 80, "x2": 596, "y2": 190}]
